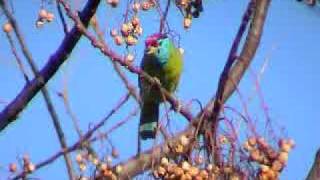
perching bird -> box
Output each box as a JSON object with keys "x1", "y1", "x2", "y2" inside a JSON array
[{"x1": 139, "y1": 34, "x2": 183, "y2": 140}]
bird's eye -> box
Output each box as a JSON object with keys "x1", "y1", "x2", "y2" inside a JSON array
[{"x1": 158, "y1": 40, "x2": 163, "y2": 46}]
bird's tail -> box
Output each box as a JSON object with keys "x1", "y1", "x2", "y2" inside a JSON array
[{"x1": 139, "y1": 101, "x2": 159, "y2": 140}]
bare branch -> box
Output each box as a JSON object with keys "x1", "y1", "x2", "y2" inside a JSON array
[{"x1": 307, "y1": 148, "x2": 320, "y2": 180}]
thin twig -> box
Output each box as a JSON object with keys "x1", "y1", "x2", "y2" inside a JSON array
[
  {"x1": 5, "y1": 32, "x2": 30, "y2": 83},
  {"x1": 56, "y1": 0, "x2": 69, "y2": 34}
]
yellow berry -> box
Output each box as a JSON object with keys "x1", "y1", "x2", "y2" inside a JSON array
[
  {"x1": 126, "y1": 35, "x2": 138, "y2": 46},
  {"x1": 115, "y1": 165, "x2": 123, "y2": 174},
  {"x1": 181, "y1": 161, "x2": 190, "y2": 171},
  {"x1": 180, "y1": 135, "x2": 189, "y2": 146},
  {"x1": 161, "y1": 157, "x2": 169, "y2": 166},
  {"x1": 79, "y1": 163, "x2": 86, "y2": 171}
]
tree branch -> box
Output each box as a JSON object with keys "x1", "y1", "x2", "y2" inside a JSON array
[{"x1": 307, "y1": 148, "x2": 320, "y2": 180}]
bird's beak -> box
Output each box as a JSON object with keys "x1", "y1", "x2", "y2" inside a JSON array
[{"x1": 146, "y1": 46, "x2": 157, "y2": 55}]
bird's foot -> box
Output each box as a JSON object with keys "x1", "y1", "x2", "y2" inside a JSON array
[{"x1": 152, "y1": 77, "x2": 161, "y2": 87}]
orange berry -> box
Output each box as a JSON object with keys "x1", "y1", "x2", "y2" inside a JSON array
[
  {"x1": 110, "y1": 29, "x2": 118, "y2": 37},
  {"x1": 131, "y1": 16, "x2": 140, "y2": 27},
  {"x1": 100, "y1": 163, "x2": 108, "y2": 171},
  {"x1": 278, "y1": 151, "x2": 289, "y2": 164},
  {"x1": 121, "y1": 23, "x2": 130, "y2": 37},
  {"x1": 248, "y1": 137, "x2": 257, "y2": 146},
  {"x1": 189, "y1": 166, "x2": 199, "y2": 177},
  {"x1": 76, "y1": 153, "x2": 83, "y2": 163},
  {"x1": 179, "y1": 0, "x2": 189, "y2": 7},
  {"x1": 260, "y1": 164, "x2": 270, "y2": 173},
  {"x1": 23, "y1": 154, "x2": 30, "y2": 164},
  {"x1": 183, "y1": 18, "x2": 192, "y2": 29},
  {"x1": 132, "y1": 2, "x2": 141, "y2": 12},
  {"x1": 250, "y1": 149, "x2": 262, "y2": 162},
  {"x1": 287, "y1": 138, "x2": 295, "y2": 147},
  {"x1": 280, "y1": 142, "x2": 292, "y2": 153},
  {"x1": 107, "y1": 0, "x2": 119, "y2": 7},
  {"x1": 271, "y1": 160, "x2": 283, "y2": 172},
  {"x1": 39, "y1": 9, "x2": 48, "y2": 19},
  {"x1": 46, "y1": 12, "x2": 54, "y2": 22},
  {"x1": 180, "y1": 135, "x2": 189, "y2": 146},
  {"x1": 181, "y1": 161, "x2": 190, "y2": 171},
  {"x1": 9, "y1": 163, "x2": 17, "y2": 173},
  {"x1": 134, "y1": 26, "x2": 143, "y2": 36},
  {"x1": 194, "y1": 155, "x2": 203, "y2": 165},
  {"x1": 114, "y1": 35, "x2": 123, "y2": 45},
  {"x1": 257, "y1": 137, "x2": 269, "y2": 149},
  {"x1": 199, "y1": 169, "x2": 209, "y2": 178},
  {"x1": 3, "y1": 22, "x2": 13, "y2": 33},
  {"x1": 27, "y1": 163, "x2": 35, "y2": 173},
  {"x1": 141, "y1": 1, "x2": 151, "y2": 11}
]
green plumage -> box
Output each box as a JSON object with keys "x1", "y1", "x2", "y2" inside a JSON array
[{"x1": 139, "y1": 37, "x2": 183, "y2": 140}]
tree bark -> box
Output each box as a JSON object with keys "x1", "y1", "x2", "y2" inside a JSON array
[{"x1": 307, "y1": 148, "x2": 320, "y2": 180}]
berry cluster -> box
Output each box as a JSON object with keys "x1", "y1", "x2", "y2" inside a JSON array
[
  {"x1": 110, "y1": 16, "x2": 143, "y2": 47},
  {"x1": 74, "y1": 147, "x2": 122, "y2": 180},
  {"x1": 36, "y1": 9, "x2": 55, "y2": 28},
  {"x1": 243, "y1": 137, "x2": 295, "y2": 179},
  {"x1": 8, "y1": 154, "x2": 35, "y2": 176},
  {"x1": 175, "y1": 0, "x2": 203, "y2": 29}
]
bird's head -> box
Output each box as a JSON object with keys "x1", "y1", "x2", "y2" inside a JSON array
[{"x1": 145, "y1": 33, "x2": 172, "y2": 66}]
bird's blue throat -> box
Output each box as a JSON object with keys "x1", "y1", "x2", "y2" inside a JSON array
[{"x1": 155, "y1": 38, "x2": 170, "y2": 67}]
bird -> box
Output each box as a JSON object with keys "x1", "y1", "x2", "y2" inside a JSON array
[{"x1": 139, "y1": 33, "x2": 183, "y2": 140}]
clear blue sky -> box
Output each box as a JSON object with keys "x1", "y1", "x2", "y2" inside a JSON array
[{"x1": 0, "y1": 0, "x2": 319, "y2": 179}]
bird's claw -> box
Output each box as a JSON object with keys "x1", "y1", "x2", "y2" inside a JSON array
[{"x1": 153, "y1": 77, "x2": 161, "y2": 86}]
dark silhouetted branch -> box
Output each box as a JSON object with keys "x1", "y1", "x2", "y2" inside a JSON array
[{"x1": 307, "y1": 148, "x2": 320, "y2": 180}]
